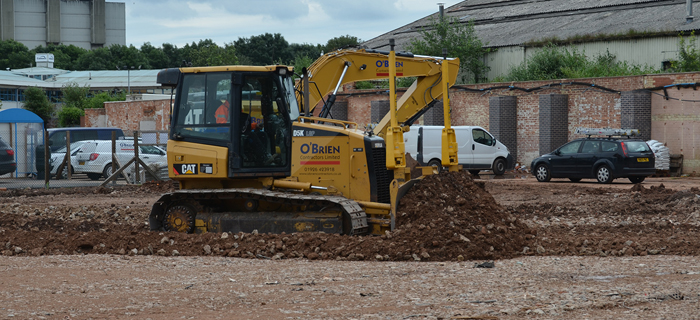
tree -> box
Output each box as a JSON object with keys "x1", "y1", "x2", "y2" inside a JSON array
[
  {"x1": 0, "y1": 40, "x2": 33, "y2": 69},
  {"x1": 75, "y1": 47, "x2": 113, "y2": 70},
  {"x1": 162, "y1": 43, "x2": 184, "y2": 67},
  {"x1": 140, "y1": 42, "x2": 169, "y2": 69},
  {"x1": 234, "y1": 33, "x2": 292, "y2": 66},
  {"x1": 323, "y1": 35, "x2": 359, "y2": 53},
  {"x1": 61, "y1": 83, "x2": 90, "y2": 110},
  {"x1": 407, "y1": 17, "x2": 489, "y2": 83},
  {"x1": 109, "y1": 44, "x2": 150, "y2": 69},
  {"x1": 22, "y1": 87, "x2": 55, "y2": 124}
]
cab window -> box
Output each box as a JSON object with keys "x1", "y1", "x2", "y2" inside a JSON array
[
  {"x1": 472, "y1": 129, "x2": 494, "y2": 146},
  {"x1": 173, "y1": 73, "x2": 232, "y2": 142}
]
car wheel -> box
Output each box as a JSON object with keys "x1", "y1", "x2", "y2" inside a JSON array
[
  {"x1": 87, "y1": 173, "x2": 102, "y2": 181},
  {"x1": 492, "y1": 158, "x2": 507, "y2": 175},
  {"x1": 596, "y1": 165, "x2": 613, "y2": 184},
  {"x1": 58, "y1": 166, "x2": 73, "y2": 179},
  {"x1": 569, "y1": 178, "x2": 582, "y2": 182},
  {"x1": 629, "y1": 176, "x2": 645, "y2": 184},
  {"x1": 468, "y1": 170, "x2": 480, "y2": 176},
  {"x1": 103, "y1": 163, "x2": 119, "y2": 179},
  {"x1": 428, "y1": 159, "x2": 442, "y2": 173},
  {"x1": 535, "y1": 164, "x2": 551, "y2": 182}
]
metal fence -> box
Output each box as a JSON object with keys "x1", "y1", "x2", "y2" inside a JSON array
[{"x1": 0, "y1": 129, "x2": 169, "y2": 190}]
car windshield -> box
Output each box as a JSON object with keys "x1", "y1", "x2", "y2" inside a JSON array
[
  {"x1": 625, "y1": 141, "x2": 651, "y2": 152},
  {"x1": 55, "y1": 142, "x2": 85, "y2": 153}
]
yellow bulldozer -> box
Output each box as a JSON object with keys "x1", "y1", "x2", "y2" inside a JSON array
[{"x1": 149, "y1": 40, "x2": 461, "y2": 235}]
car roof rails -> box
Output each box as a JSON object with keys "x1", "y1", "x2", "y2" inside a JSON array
[{"x1": 575, "y1": 127, "x2": 640, "y2": 138}]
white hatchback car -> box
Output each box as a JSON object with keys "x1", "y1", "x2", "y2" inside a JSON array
[
  {"x1": 49, "y1": 141, "x2": 88, "y2": 179},
  {"x1": 72, "y1": 140, "x2": 167, "y2": 180}
]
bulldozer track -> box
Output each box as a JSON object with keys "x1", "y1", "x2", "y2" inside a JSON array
[{"x1": 152, "y1": 188, "x2": 369, "y2": 235}]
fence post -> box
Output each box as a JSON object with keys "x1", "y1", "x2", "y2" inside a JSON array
[
  {"x1": 111, "y1": 131, "x2": 116, "y2": 185},
  {"x1": 44, "y1": 130, "x2": 49, "y2": 188},
  {"x1": 134, "y1": 130, "x2": 140, "y2": 184}
]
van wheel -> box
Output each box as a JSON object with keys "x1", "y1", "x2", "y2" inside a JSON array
[
  {"x1": 427, "y1": 159, "x2": 443, "y2": 173},
  {"x1": 103, "y1": 163, "x2": 119, "y2": 179},
  {"x1": 492, "y1": 158, "x2": 506, "y2": 175},
  {"x1": 87, "y1": 173, "x2": 102, "y2": 180}
]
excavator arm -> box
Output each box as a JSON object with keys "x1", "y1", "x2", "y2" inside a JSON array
[{"x1": 295, "y1": 48, "x2": 460, "y2": 138}]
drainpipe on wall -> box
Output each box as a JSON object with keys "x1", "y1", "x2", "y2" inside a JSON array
[{"x1": 687, "y1": 0, "x2": 694, "y2": 23}]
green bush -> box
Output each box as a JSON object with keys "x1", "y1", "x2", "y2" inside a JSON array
[
  {"x1": 502, "y1": 44, "x2": 658, "y2": 81},
  {"x1": 57, "y1": 106, "x2": 83, "y2": 127},
  {"x1": 22, "y1": 87, "x2": 55, "y2": 124}
]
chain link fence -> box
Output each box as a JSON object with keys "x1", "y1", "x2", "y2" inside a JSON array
[{"x1": 0, "y1": 129, "x2": 169, "y2": 190}]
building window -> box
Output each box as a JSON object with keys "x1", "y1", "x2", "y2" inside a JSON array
[{"x1": 0, "y1": 88, "x2": 16, "y2": 101}]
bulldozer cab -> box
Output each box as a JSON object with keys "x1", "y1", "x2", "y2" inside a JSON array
[{"x1": 165, "y1": 66, "x2": 298, "y2": 175}]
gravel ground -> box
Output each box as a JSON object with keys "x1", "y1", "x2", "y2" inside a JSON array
[
  {"x1": 1, "y1": 175, "x2": 699, "y2": 319},
  {"x1": 1, "y1": 255, "x2": 698, "y2": 319}
]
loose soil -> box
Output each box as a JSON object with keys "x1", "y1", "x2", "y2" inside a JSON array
[{"x1": 1, "y1": 173, "x2": 699, "y2": 319}]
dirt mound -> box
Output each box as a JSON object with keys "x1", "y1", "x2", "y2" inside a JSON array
[
  {"x1": 139, "y1": 180, "x2": 179, "y2": 193},
  {"x1": 0, "y1": 171, "x2": 533, "y2": 261}
]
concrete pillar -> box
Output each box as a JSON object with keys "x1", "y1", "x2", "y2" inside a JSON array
[
  {"x1": 0, "y1": 0, "x2": 14, "y2": 41},
  {"x1": 91, "y1": 0, "x2": 106, "y2": 46},
  {"x1": 489, "y1": 96, "x2": 518, "y2": 159},
  {"x1": 539, "y1": 94, "x2": 569, "y2": 155},
  {"x1": 371, "y1": 100, "x2": 389, "y2": 123},
  {"x1": 329, "y1": 100, "x2": 348, "y2": 121},
  {"x1": 621, "y1": 90, "x2": 652, "y2": 141},
  {"x1": 424, "y1": 100, "x2": 444, "y2": 126},
  {"x1": 46, "y1": 0, "x2": 61, "y2": 44}
]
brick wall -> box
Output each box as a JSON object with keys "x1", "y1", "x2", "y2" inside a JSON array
[
  {"x1": 489, "y1": 96, "x2": 518, "y2": 159},
  {"x1": 538, "y1": 94, "x2": 569, "y2": 155},
  {"x1": 85, "y1": 99, "x2": 171, "y2": 132}
]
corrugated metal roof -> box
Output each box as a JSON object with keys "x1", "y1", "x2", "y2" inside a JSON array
[
  {"x1": 0, "y1": 71, "x2": 50, "y2": 87},
  {"x1": 364, "y1": 0, "x2": 700, "y2": 50},
  {"x1": 52, "y1": 70, "x2": 161, "y2": 89}
]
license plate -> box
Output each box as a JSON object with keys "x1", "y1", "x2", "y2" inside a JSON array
[
  {"x1": 79, "y1": 161, "x2": 85, "y2": 165},
  {"x1": 637, "y1": 158, "x2": 649, "y2": 162}
]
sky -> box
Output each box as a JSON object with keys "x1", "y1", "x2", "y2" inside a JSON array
[{"x1": 116, "y1": 0, "x2": 463, "y2": 48}]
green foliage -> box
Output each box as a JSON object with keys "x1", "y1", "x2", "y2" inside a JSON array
[
  {"x1": 22, "y1": 87, "x2": 55, "y2": 124},
  {"x1": 407, "y1": 17, "x2": 489, "y2": 83},
  {"x1": 110, "y1": 44, "x2": 150, "y2": 69},
  {"x1": 234, "y1": 33, "x2": 292, "y2": 66},
  {"x1": 292, "y1": 55, "x2": 315, "y2": 75},
  {"x1": 86, "y1": 91, "x2": 126, "y2": 109},
  {"x1": 502, "y1": 45, "x2": 659, "y2": 81},
  {"x1": 180, "y1": 39, "x2": 238, "y2": 67},
  {"x1": 671, "y1": 31, "x2": 700, "y2": 72},
  {"x1": 0, "y1": 40, "x2": 33, "y2": 69},
  {"x1": 61, "y1": 83, "x2": 90, "y2": 110},
  {"x1": 323, "y1": 35, "x2": 360, "y2": 53},
  {"x1": 75, "y1": 47, "x2": 113, "y2": 70},
  {"x1": 57, "y1": 106, "x2": 83, "y2": 127}
]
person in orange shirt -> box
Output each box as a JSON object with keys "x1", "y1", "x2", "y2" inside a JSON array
[{"x1": 215, "y1": 95, "x2": 230, "y2": 123}]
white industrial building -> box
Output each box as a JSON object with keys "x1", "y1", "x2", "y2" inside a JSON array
[
  {"x1": 363, "y1": 0, "x2": 700, "y2": 82},
  {"x1": 0, "y1": 0, "x2": 125, "y2": 50}
]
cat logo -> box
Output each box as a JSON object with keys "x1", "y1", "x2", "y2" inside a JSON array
[{"x1": 173, "y1": 163, "x2": 198, "y2": 175}]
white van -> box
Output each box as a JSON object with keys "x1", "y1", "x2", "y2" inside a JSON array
[
  {"x1": 72, "y1": 140, "x2": 167, "y2": 180},
  {"x1": 404, "y1": 125, "x2": 514, "y2": 175}
]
